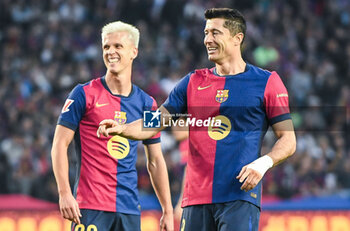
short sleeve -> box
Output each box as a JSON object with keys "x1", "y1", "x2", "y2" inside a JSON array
[
  {"x1": 161, "y1": 72, "x2": 191, "y2": 119},
  {"x1": 57, "y1": 84, "x2": 86, "y2": 131},
  {"x1": 143, "y1": 96, "x2": 161, "y2": 145},
  {"x1": 264, "y1": 72, "x2": 291, "y2": 125}
]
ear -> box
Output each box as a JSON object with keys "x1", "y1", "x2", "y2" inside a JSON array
[
  {"x1": 132, "y1": 47, "x2": 138, "y2": 60},
  {"x1": 234, "y1": 33, "x2": 244, "y2": 46}
]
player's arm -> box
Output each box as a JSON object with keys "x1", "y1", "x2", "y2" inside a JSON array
[
  {"x1": 144, "y1": 143, "x2": 174, "y2": 231},
  {"x1": 171, "y1": 118, "x2": 188, "y2": 221},
  {"x1": 266, "y1": 119, "x2": 296, "y2": 165},
  {"x1": 97, "y1": 106, "x2": 172, "y2": 140},
  {"x1": 174, "y1": 166, "x2": 186, "y2": 222},
  {"x1": 51, "y1": 125, "x2": 82, "y2": 224},
  {"x1": 98, "y1": 73, "x2": 190, "y2": 140},
  {"x1": 237, "y1": 119, "x2": 296, "y2": 191},
  {"x1": 171, "y1": 118, "x2": 189, "y2": 142}
]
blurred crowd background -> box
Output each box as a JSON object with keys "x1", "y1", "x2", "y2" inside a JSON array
[{"x1": 0, "y1": 0, "x2": 349, "y2": 206}]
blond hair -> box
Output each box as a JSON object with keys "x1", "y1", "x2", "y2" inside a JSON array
[{"x1": 101, "y1": 21, "x2": 140, "y2": 48}]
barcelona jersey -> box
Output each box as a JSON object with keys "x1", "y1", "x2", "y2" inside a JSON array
[
  {"x1": 58, "y1": 76, "x2": 160, "y2": 215},
  {"x1": 162, "y1": 64, "x2": 291, "y2": 208}
]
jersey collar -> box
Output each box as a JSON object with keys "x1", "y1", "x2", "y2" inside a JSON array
[{"x1": 100, "y1": 76, "x2": 135, "y2": 98}]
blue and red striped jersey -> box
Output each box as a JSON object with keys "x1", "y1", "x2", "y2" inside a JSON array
[
  {"x1": 58, "y1": 76, "x2": 160, "y2": 215},
  {"x1": 162, "y1": 64, "x2": 291, "y2": 208}
]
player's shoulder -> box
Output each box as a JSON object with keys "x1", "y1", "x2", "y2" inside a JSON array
[
  {"x1": 193, "y1": 68, "x2": 212, "y2": 76},
  {"x1": 68, "y1": 81, "x2": 89, "y2": 97},
  {"x1": 132, "y1": 84, "x2": 149, "y2": 97},
  {"x1": 83, "y1": 77, "x2": 104, "y2": 89},
  {"x1": 70, "y1": 77, "x2": 102, "y2": 93},
  {"x1": 131, "y1": 84, "x2": 156, "y2": 103},
  {"x1": 188, "y1": 68, "x2": 213, "y2": 80},
  {"x1": 248, "y1": 64, "x2": 273, "y2": 79},
  {"x1": 72, "y1": 77, "x2": 104, "y2": 97}
]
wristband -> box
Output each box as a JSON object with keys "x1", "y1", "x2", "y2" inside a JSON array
[{"x1": 247, "y1": 155, "x2": 274, "y2": 177}]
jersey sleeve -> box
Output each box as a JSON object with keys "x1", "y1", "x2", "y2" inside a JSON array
[
  {"x1": 264, "y1": 72, "x2": 291, "y2": 125},
  {"x1": 161, "y1": 73, "x2": 191, "y2": 119},
  {"x1": 143, "y1": 96, "x2": 161, "y2": 145},
  {"x1": 57, "y1": 84, "x2": 86, "y2": 131}
]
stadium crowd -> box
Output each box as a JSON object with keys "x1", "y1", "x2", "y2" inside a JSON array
[{"x1": 0, "y1": 0, "x2": 349, "y2": 204}]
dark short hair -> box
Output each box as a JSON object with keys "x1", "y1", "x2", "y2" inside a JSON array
[{"x1": 204, "y1": 8, "x2": 246, "y2": 37}]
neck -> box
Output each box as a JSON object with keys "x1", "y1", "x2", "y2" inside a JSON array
[
  {"x1": 105, "y1": 70, "x2": 132, "y2": 96},
  {"x1": 215, "y1": 55, "x2": 246, "y2": 76}
]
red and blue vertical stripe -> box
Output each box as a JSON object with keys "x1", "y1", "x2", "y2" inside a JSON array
[
  {"x1": 58, "y1": 76, "x2": 160, "y2": 215},
  {"x1": 163, "y1": 64, "x2": 291, "y2": 208}
]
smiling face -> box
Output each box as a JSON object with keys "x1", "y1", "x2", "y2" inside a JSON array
[
  {"x1": 102, "y1": 31, "x2": 138, "y2": 75},
  {"x1": 204, "y1": 18, "x2": 242, "y2": 64}
]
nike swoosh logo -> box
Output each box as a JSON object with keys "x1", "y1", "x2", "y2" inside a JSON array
[
  {"x1": 96, "y1": 102, "x2": 109, "y2": 108},
  {"x1": 198, "y1": 85, "x2": 212, "y2": 90}
]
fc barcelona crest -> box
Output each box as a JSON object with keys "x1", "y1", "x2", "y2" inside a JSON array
[
  {"x1": 215, "y1": 90, "x2": 229, "y2": 103},
  {"x1": 114, "y1": 111, "x2": 127, "y2": 124}
]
